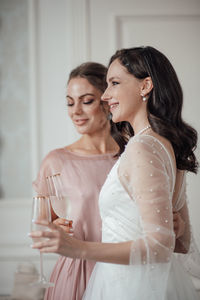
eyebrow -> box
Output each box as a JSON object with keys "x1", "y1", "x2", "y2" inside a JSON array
[
  {"x1": 66, "y1": 93, "x2": 95, "y2": 100},
  {"x1": 107, "y1": 76, "x2": 120, "y2": 83}
]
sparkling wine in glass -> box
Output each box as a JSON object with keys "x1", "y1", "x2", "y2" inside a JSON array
[
  {"x1": 30, "y1": 196, "x2": 54, "y2": 288},
  {"x1": 46, "y1": 173, "x2": 71, "y2": 219}
]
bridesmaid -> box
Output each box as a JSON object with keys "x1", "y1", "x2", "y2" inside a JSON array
[{"x1": 33, "y1": 62, "x2": 118, "y2": 300}]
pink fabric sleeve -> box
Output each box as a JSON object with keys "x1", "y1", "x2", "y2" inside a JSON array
[{"x1": 32, "y1": 150, "x2": 61, "y2": 196}]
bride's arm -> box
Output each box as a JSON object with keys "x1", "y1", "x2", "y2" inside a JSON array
[
  {"x1": 30, "y1": 215, "x2": 174, "y2": 265},
  {"x1": 30, "y1": 224, "x2": 131, "y2": 264},
  {"x1": 173, "y1": 172, "x2": 190, "y2": 253},
  {"x1": 174, "y1": 202, "x2": 190, "y2": 253}
]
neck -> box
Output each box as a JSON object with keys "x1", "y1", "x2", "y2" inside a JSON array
[
  {"x1": 129, "y1": 114, "x2": 150, "y2": 135},
  {"x1": 74, "y1": 123, "x2": 118, "y2": 155},
  {"x1": 135, "y1": 124, "x2": 151, "y2": 136},
  {"x1": 81, "y1": 134, "x2": 116, "y2": 154}
]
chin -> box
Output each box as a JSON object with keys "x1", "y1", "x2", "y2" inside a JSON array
[
  {"x1": 75, "y1": 126, "x2": 87, "y2": 134},
  {"x1": 111, "y1": 114, "x2": 123, "y2": 123},
  {"x1": 77, "y1": 127, "x2": 95, "y2": 135},
  {"x1": 77, "y1": 129, "x2": 88, "y2": 135}
]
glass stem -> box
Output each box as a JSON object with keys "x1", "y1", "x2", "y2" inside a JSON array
[{"x1": 39, "y1": 252, "x2": 45, "y2": 280}]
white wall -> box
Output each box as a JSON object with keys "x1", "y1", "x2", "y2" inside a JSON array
[
  {"x1": 0, "y1": 0, "x2": 74, "y2": 294},
  {"x1": 0, "y1": 0, "x2": 200, "y2": 295},
  {"x1": 0, "y1": 0, "x2": 31, "y2": 198}
]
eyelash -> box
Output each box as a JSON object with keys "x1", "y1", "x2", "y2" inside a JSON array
[
  {"x1": 112, "y1": 81, "x2": 119, "y2": 86},
  {"x1": 67, "y1": 99, "x2": 94, "y2": 106},
  {"x1": 83, "y1": 99, "x2": 94, "y2": 105}
]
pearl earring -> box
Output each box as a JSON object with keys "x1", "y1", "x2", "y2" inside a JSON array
[
  {"x1": 142, "y1": 96, "x2": 147, "y2": 102},
  {"x1": 141, "y1": 94, "x2": 147, "y2": 102}
]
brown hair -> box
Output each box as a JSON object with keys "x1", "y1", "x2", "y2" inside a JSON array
[{"x1": 68, "y1": 62, "x2": 107, "y2": 93}]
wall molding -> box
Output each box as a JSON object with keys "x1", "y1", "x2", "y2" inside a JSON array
[
  {"x1": 68, "y1": 0, "x2": 91, "y2": 66},
  {"x1": 28, "y1": 0, "x2": 40, "y2": 180},
  {"x1": 112, "y1": 14, "x2": 200, "y2": 49}
]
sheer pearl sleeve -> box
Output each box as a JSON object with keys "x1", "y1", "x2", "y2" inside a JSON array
[{"x1": 118, "y1": 135, "x2": 176, "y2": 265}]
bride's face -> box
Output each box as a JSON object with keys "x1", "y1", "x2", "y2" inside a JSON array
[
  {"x1": 67, "y1": 77, "x2": 108, "y2": 135},
  {"x1": 101, "y1": 59, "x2": 146, "y2": 125}
]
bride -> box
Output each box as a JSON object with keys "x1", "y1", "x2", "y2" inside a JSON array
[{"x1": 30, "y1": 46, "x2": 199, "y2": 299}]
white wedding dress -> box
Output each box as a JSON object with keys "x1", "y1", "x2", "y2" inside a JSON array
[{"x1": 83, "y1": 134, "x2": 200, "y2": 300}]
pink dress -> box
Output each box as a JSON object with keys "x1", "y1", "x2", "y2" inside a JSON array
[{"x1": 32, "y1": 147, "x2": 116, "y2": 300}]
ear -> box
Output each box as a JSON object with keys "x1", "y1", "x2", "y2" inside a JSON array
[{"x1": 140, "y1": 77, "x2": 153, "y2": 96}]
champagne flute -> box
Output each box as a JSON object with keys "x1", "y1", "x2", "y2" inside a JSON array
[
  {"x1": 30, "y1": 196, "x2": 54, "y2": 287},
  {"x1": 46, "y1": 173, "x2": 71, "y2": 220}
]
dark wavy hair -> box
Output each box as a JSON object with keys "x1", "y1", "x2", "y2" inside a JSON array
[{"x1": 109, "y1": 46, "x2": 198, "y2": 173}]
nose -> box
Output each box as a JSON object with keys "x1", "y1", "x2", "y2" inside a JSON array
[
  {"x1": 101, "y1": 87, "x2": 111, "y2": 102},
  {"x1": 72, "y1": 103, "x2": 82, "y2": 115}
]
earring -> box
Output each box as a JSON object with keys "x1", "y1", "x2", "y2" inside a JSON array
[
  {"x1": 141, "y1": 94, "x2": 147, "y2": 102},
  {"x1": 142, "y1": 96, "x2": 147, "y2": 102},
  {"x1": 107, "y1": 113, "x2": 112, "y2": 120}
]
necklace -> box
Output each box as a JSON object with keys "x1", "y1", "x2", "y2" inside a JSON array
[{"x1": 136, "y1": 125, "x2": 151, "y2": 136}]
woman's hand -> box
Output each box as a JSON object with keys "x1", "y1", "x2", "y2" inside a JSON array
[
  {"x1": 173, "y1": 211, "x2": 185, "y2": 239},
  {"x1": 29, "y1": 221, "x2": 131, "y2": 264},
  {"x1": 29, "y1": 221, "x2": 84, "y2": 258},
  {"x1": 53, "y1": 218, "x2": 73, "y2": 235}
]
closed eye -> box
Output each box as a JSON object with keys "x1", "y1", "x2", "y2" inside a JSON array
[
  {"x1": 67, "y1": 102, "x2": 74, "y2": 106},
  {"x1": 83, "y1": 99, "x2": 94, "y2": 104}
]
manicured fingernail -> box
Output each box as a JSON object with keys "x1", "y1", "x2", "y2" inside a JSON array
[{"x1": 69, "y1": 228, "x2": 73, "y2": 232}]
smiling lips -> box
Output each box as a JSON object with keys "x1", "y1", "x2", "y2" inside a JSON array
[
  {"x1": 74, "y1": 118, "x2": 88, "y2": 126},
  {"x1": 109, "y1": 102, "x2": 119, "y2": 112}
]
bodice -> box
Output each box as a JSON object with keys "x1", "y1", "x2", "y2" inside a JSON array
[{"x1": 99, "y1": 159, "x2": 143, "y2": 243}]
